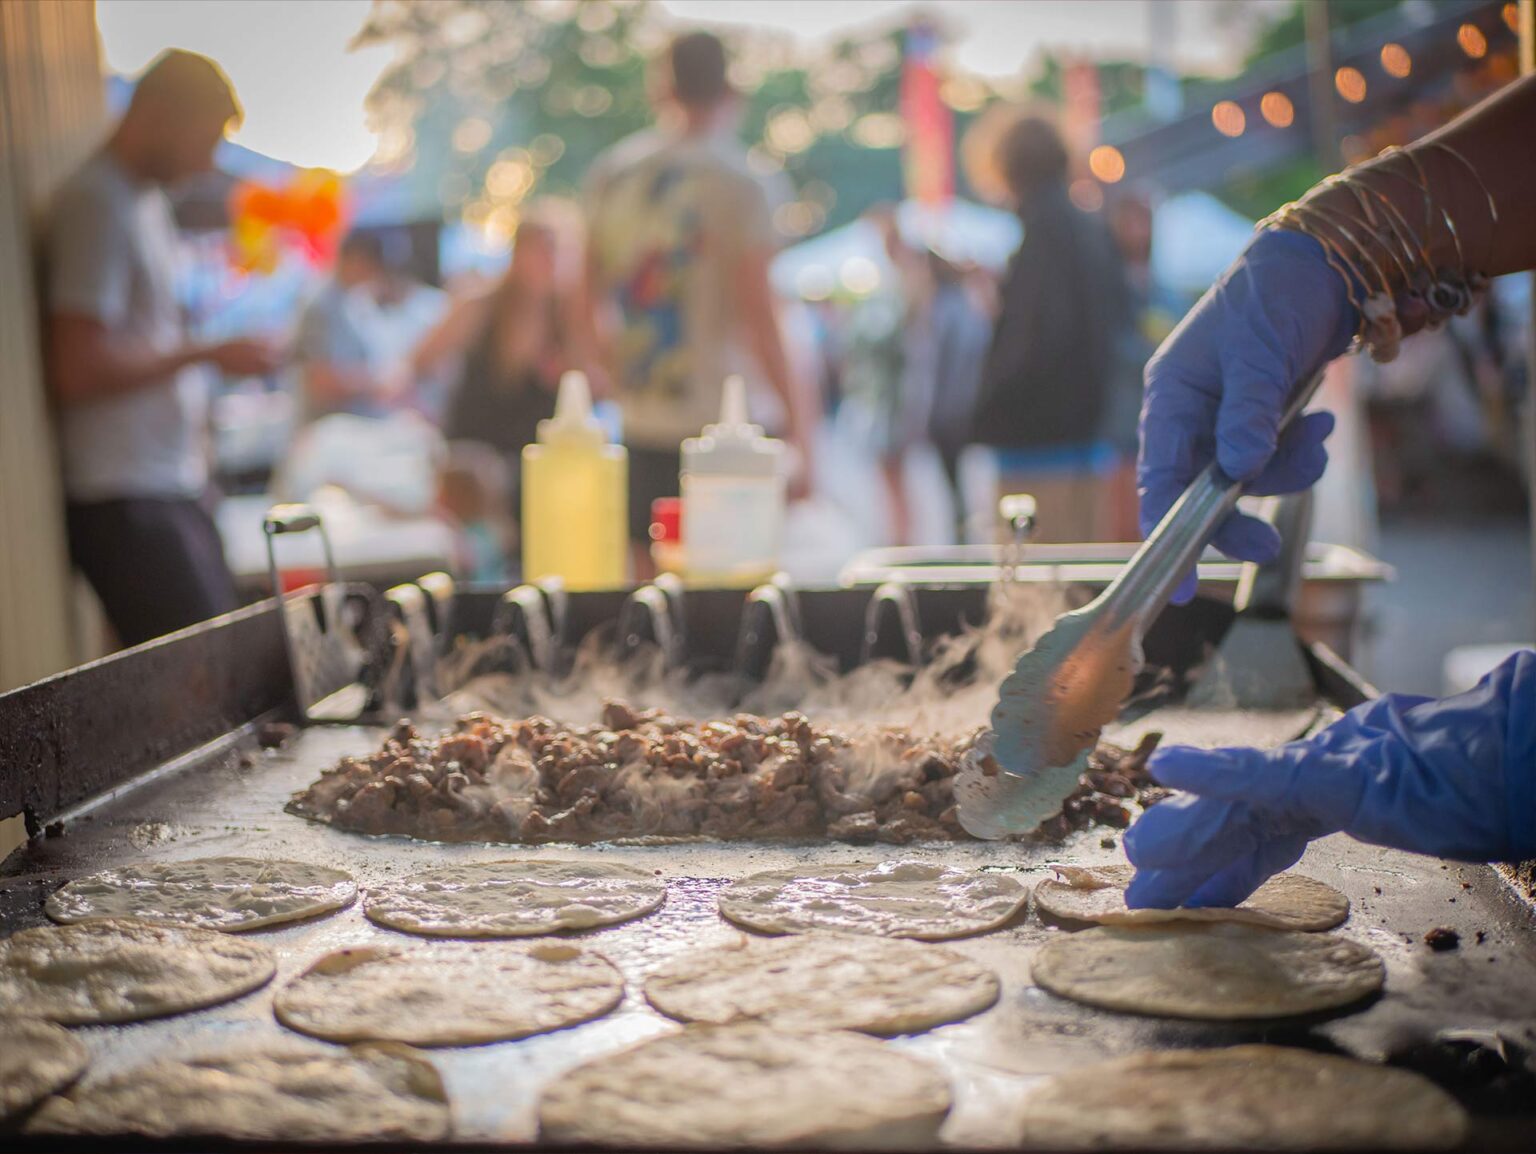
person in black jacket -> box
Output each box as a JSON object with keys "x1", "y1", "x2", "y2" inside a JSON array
[{"x1": 967, "y1": 110, "x2": 1133, "y2": 541}]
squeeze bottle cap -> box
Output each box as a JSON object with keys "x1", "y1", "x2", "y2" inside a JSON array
[
  {"x1": 718, "y1": 374, "x2": 751, "y2": 429},
  {"x1": 536, "y1": 371, "x2": 605, "y2": 447},
  {"x1": 683, "y1": 375, "x2": 784, "y2": 477}
]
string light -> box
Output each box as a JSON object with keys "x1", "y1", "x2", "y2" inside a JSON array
[
  {"x1": 839, "y1": 256, "x2": 881, "y2": 296},
  {"x1": 1380, "y1": 43, "x2": 1412, "y2": 79},
  {"x1": 1088, "y1": 145, "x2": 1126, "y2": 183},
  {"x1": 940, "y1": 75, "x2": 989, "y2": 113},
  {"x1": 1457, "y1": 23, "x2": 1487, "y2": 59},
  {"x1": 766, "y1": 108, "x2": 816, "y2": 154},
  {"x1": 1211, "y1": 100, "x2": 1246, "y2": 137},
  {"x1": 1334, "y1": 67, "x2": 1367, "y2": 103},
  {"x1": 796, "y1": 265, "x2": 834, "y2": 302},
  {"x1": 451, "y1": 117, "x2": 493, "y2": 154},
  {"x1": 850, "y1": 113, "x2": 904, "y2": 149},
  {"x1": 1260, "y1": 92, "x2": 1294, "y2": 128}
]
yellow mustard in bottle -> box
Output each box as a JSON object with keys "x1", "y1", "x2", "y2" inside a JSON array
[{"x1": 520, "y1": 371, "x2": 628, "y2": 590}]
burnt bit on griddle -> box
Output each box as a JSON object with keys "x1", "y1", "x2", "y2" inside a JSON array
[
  {"x1": 44, "y1": 820, "x2": 65, "y2": 839},
  {"x1": 257, "y1": 720, "x2": 298, "y2": 749},
  {"x1": 1090, "y1": 798, "x2": 1131, "y2": 828},
  {"x1": 1424, "y1": 926, "x2": 1460, "y2": 951},
  {"x1": 1388, "y1": 1033, "x2": 1536, "y2": 1114}
]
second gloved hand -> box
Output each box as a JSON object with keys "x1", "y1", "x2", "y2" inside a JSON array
[{"x1": 1123, "y1": 651, "x2": 1536, "y2": 910}]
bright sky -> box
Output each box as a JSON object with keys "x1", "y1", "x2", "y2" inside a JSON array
[
  {"x1": 660, "y1": 1, "x2": 1280, "y2": 78},
  {"x1": 95, "y1": 0, "x2": 1279, "y2": 173},
  {"x1": 96, "y1": 0, "x2": 392, "y2": 172}
]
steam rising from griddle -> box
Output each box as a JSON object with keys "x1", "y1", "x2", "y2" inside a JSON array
[
  {"x1": 290, "y1": 584, "x2": 1163, "y2": 844},
  {"x1": 441, "y1": 583, "x2": 1081, "y2": 737}
]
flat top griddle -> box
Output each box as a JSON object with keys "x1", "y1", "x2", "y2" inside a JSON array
[{"x1": 5, "y1": 718, "x2": 1536, "y2": 1151}]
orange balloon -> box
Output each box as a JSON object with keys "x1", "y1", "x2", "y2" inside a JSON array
[{"x1": 226, "y1": 170, "x2": 349, "y2": 272}]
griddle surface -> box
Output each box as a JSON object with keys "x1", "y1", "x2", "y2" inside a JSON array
[{"x1": 3, "y1": 723, "x2": 1535, "y2": 1150}]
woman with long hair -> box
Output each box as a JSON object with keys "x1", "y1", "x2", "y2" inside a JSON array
[
  {"x1": 410, "y1": 203, "x2": 586, "y2": 576},
  {"x1": 417, "y1": 202, "x2": 586, "y2": 501}
]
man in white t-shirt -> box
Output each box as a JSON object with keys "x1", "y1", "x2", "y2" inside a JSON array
[
  {"x1": 581, "y1": 31, "x2": 814, "y2": 559},
  {"x1": 47, "y1": 50, "x2": 281, "y2": 647}
]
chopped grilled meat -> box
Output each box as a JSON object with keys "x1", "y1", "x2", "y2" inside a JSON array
[{"x1": 288, "y1": 701, "x2": 1157, "y2": 845}]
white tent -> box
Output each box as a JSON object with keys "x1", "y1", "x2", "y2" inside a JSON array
[
  {"x1": 1150, "y1": 190, "x2": 1254, "y2": 298},
  {"x1": 771, "y1": 197, "x2": 1022, "y2": 299},
  {"x1": 772, "y1": 189, "x2": 1254, "y2": 302}
]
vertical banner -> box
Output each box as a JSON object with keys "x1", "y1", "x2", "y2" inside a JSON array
[
  {"x1": 901, "y1": 20, "x2": 953, "y2": 206},
  {"x1": 1060, "y1": 56, "x2": 1102, "y2": 164}
]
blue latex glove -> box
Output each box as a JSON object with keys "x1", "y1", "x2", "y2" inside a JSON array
[
  {"x1": 1139, "y1": 228, "x2": 1359, "y2": 603},
  {"x1": 1124, "y1": 651, "x2": 1536, "y2": 910}
]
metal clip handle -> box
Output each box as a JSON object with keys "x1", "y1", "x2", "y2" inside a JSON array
[
  {"x1": 862, "y1": 582, "x2": 923, "y2": 666},
  {"x1": 262, "y1": 502, "x2": 339, "y2": 595},
  {"x1": 259, "y1": 504, "x2": 369, "y2": 722},
  {"x1": 736, "y1": 582, "x2": 802, "y2": 681},
  {"x1": 618, "y1": 585, "x2": 682, "y2": 668}
]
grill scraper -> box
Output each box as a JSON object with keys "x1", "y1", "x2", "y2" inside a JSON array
[{"x1": 955, "y1": 372, "x2": 1326, "y2": 840}]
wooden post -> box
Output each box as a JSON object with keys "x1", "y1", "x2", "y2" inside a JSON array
[
  {"x1": 0, "y1": 0, "x2": 104, "y2": 694},
  {"x1": 1304, "y1": 0, "x2": 1340, "y2": 173}
]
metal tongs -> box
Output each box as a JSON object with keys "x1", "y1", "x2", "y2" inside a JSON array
[{"x1": 954, "y1": 371, "x2": 1327, "y2": 840}]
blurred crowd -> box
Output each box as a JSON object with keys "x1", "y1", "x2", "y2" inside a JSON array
[{"x1": 43, "y1": 31, "x2": 1528, "y2": 651}]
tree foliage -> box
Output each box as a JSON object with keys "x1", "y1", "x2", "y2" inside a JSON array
[
  {"x1": 1243, "y1": 0, "x2": 1407, "y2": 66},
  {"x1": 353, "y1": 0, "x2": 951, "y2": 236}
]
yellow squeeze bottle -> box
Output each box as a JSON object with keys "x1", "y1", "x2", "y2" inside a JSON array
[{"x1": 521, "y1": 371, "x2": 628, "y2": 590}]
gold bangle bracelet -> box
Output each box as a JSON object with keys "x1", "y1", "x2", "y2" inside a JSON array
[{"x1": 1420, "y1": 140, "x2": 1498, "y2": 275}]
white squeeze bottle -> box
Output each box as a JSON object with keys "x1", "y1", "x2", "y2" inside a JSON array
[
  {"x1": 680, "y1": 375, "x2": 786, "y2": 587},
  {"x1": 521, "y1": 371, "x2": 628, "y2": 590}
]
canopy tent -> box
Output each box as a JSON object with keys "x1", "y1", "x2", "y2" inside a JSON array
[
  {"x1": 771, "y1": 197, "x2": 1021, "y2": 300},
  {"x1": 771, "y1": 191, "x2": 1252, "y2": 303},
  {"x1": 1150, "y1": 190, "x2": 1253, "y2": 299}
]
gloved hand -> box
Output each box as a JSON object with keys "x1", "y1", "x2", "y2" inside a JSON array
[
  {"x1": 1139, "y1": 228, "x2": 1358, "y2": 603},
  {"x1": 1124, "y1": 651, "x2": 1536, "y2": 910}
]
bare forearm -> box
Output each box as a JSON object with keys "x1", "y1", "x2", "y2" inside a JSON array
[
  {"x1": 49, "y1": 322, "x2": 204, "y2": 406},
  {"x1": 1305, "y1": 74, "x2": 1536, "y2": 290},
  {"x1": 574, "y1": 254, "x2": 617, "y2": 396},
  {"x1": 746, "y1": 310, "x2": 812, "y2": 449},
  {"x1": 306, "y1": 363, "x2": 381, "y2": 405},
  {"x1": 736, "y1": 248, "x2": 814, "y2": 450},
  {"x1": 410, "y1": 293, "x2": 487, "y2": 380},
  {"x1": 1417, "y1": 72, "x2": 1536, "y2": 276}
]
